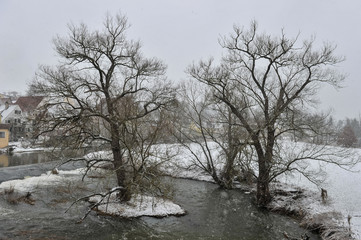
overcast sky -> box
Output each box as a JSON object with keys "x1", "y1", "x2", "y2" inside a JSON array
[{"x1": 0, "y1": 0, "x2": 360, "y2": 119}]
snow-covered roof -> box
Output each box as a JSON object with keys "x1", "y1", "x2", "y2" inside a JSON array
[{"x1": 0, "y1": 104, "x2": 21, "y2": 122}]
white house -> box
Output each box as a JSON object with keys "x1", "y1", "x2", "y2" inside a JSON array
[{"x1": 0, "y1": 103, "x2": 25, "y2": 141}]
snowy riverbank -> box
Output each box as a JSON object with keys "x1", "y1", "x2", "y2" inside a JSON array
[
  {"x1": 150, "y1": 142, "x2": 361, "y2": 239},
  {"x1": 0, "y1": 167, "x2": 186, "y2": 218},
  {"x1": 6, "y1": 141, "x2": 48, "y2": 153},
  {"x1": 83, "y1": 142, "x2": 361, "y2": 238},
  {"x1": 1, "y1": 140, "x2": 360, "y2": 239}
]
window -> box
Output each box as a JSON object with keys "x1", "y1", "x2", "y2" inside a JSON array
[
  {"x1": 0, "y1": 132, "x2": 5, "y2": 138},
  {"x1": 15, "y1": 110, "x2": 21, "y2": 114}
]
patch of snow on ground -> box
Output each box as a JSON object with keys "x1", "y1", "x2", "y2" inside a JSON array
[
  {"x1": 89, "y1": 194, "x2": 185, "y2": 218},
  {"x1": 151, "y1": 143, "x2": 217, "y2": 182},
  {"x1": 83, "y1": 151, "x2": 113, "y2": 160},
  {"x1": 0, "y1": 168, "x2": 84, "y2": 193},
  {"x1": 276, "y1": 141, "x2": 361, "y2": 239},
  {"x1": 9, "y1": 141, "x2": 48, "y2": 153},
  {"x1": 0, "y1": 166, "x2": 185, "y2": 218}
]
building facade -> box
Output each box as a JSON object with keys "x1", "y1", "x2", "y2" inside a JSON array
[{"x1": 0, "y1": 124, "x2": 10, "y2": 148}]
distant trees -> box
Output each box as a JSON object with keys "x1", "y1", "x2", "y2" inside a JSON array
[
  {"x1": 188, "y1": 21, "x2": 352, "y2": 207},
  {"x1": 338, "y1": 124, "x2": 358, "y2": 147},
  {"x1": 29, "y1": 13, "x2": 175, "y2": 202}
]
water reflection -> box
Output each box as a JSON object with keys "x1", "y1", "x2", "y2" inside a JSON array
[
  {"x1": 143, "y1": 178, "x2": 320, "y2": 239},
  {"x1": 0, "y1": 152, "x2": 50, "y2": 168},
  {"x1": 0, "y1": 149, "x2": 87, "y2": 168},
  {"x1": 0, "y1": 154, "x2": 9, "y2": 167}
]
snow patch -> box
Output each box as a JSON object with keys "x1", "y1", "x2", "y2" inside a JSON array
[
  {"x1": 0, "y1": 168, "x2": 84, "y2": 193},
  {"x1": 89, "y1": 194, "x2": 186, "y2": 218},
  {"x1": 9, "y1": 141, "x2": 48, "y2": 153},
  {"x1": 0, "y1": 166, "x2": 185, "y2": 219}
]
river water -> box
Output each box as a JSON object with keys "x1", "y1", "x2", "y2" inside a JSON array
[
  {"x1": 0, "y1": 152, "x2": 320, "y2": 239},
  {"x1": 0, "y1": 151, "x2": 51, "y2": 168},
  {"x1": 0, "y1": 149, "x2": 86, "y2": 168}
]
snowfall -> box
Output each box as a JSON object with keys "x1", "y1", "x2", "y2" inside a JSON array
[{"x1": 1, "y1": 140, "x2": 361, "y2": 239}]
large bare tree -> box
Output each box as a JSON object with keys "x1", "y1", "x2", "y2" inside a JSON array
[
  {"x1": 30, "y1": 13, "x2": 174, "y2": 201},
  {"x1": 188, "y1": 21, "x2": 356, "y2": 207}
]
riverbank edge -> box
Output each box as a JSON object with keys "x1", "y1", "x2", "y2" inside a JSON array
[
  {"x1": 266, "y1": 182, "x2": 354, "y2": 240},
  {"x1": 167, "y1": 172, "x2": 354, "y2": 240},
  {"x1": 0, "y1": 146, "x2": 355, "y2": 239}
]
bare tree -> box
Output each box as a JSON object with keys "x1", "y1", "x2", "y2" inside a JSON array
[
  {"x1": 188, "y1": 21, "x2": 357, "y2": 207},
  {"x1": 30, "y1": 13, "x2": 175, "y2": 202},
  {"x1": 174, "y1": 80, "x2": 253, "y2": 189}
]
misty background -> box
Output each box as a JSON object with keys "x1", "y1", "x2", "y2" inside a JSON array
[{"x1": 0, "y1": 0, "x2": 360, "y2": 119}]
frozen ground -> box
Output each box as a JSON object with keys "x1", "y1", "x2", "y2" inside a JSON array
[{"x1": 278, "y1": 154, "x2": 361, "y2": 239}]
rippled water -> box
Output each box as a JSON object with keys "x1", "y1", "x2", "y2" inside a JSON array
[{"x1": 0, "y1": 163, "x2": 320, "y2": 240}]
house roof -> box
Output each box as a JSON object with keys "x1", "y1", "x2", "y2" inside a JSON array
[
  {"x1": 0, "y1": 124, "x2": 10, "y2": 130},
  {"x1": 0, "y1": 104, "x2": 20, "y2": 120},
  {"x1": 15, "y1": 96, "x2": 44, "y2": 112},
  {"x1": 0, "y1": 98, "x2": 12, "y2": 105}
]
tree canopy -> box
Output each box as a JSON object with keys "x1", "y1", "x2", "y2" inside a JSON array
[
  {"x1": 188, "y1": 21, "x2": 353, "y2": 206},
  {"x1": 30, "y1": 13, "x2": 175, "y2": 202}
]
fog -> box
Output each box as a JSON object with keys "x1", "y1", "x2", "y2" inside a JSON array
[{"x1": 1, "y1": 0, "x2": 360, "y2": 119}]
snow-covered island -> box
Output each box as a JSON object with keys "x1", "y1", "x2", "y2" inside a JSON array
[{"x1": 0, "y1": 167, "x2": 186, "y2": 219}]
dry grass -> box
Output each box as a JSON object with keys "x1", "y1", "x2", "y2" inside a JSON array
[
  {"x1": 1, "y1": 185, "x2": 33, "y2": 205},
  {"x1": 300, "y1": 212, "x2": 353, "y2": 240},
  {"x1": 50, "y1": 198, "x2": 70, "y2": 205},
  {"x1": 4, "y1": 191, "x2": 35, "y2": 205},
  {"x1": 86, "y1": 175, "x2": 106, "y2": 179},
  {"x1": 3, "y1": 185, "x2": 15, "y2": 195},
  {"x1": 268, "y1": 186, "x2": 354, "y2": 240}
]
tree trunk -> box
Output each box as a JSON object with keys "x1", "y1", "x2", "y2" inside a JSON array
[
  {"x1": 256, "y1": 129, "x2": 275, "y2": 207},
  {"x1": 256, "y1": 157, "x2": 271, "y2": 207},
  {"x1": 220, "y1": 151, "x2": 237, "y2": 189},
  {"x1": 254, "y1": 139, "x2": 272, "y2": 207},
  {"x1": 220, "y1": 109, "x2": 237, "y2": 189},
  {"x1": 110, "y1": 121, "x2": 131, "y2": 201},
  {"x1": 111, "y1": 146, "x2": 131, "y2": 202},
  {"x1": 105, "y1": 90, "x2": 132, "y2": 202}
]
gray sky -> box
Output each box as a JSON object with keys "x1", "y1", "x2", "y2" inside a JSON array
[{"x1": 0, "y1": 0, "x2": 360, "y2": 119}]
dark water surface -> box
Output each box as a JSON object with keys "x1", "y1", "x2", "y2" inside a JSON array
[
  {"x1": 0, "y1": 151, "x2": 52, "y2": 168},
  {"x1": 0, "y1": 154, "x2": 320, "y2": 239},
  {"x1": 0, "y1": 149, "x2": 87, "y2": 168}
]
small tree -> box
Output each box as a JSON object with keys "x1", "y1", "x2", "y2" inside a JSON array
[
  {"x1": 30, "y1": 13, "x2": 175, "y2": 201},
  {"x1": 174, "y1": 81, "x2": 252, "y2": 189},
  {"x1": 188, "y1": 21, "x2": 356, "y2": 207}
]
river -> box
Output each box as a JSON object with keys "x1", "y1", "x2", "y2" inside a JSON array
[{"x1": 0, "y1": 152, "x2": 320, "y2": 239}]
